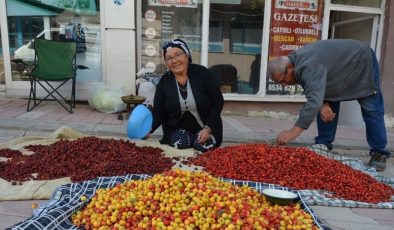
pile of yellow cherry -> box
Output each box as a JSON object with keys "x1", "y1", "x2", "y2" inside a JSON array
[{"x1": 72, "y1": 170, "x2": 317, "y2": 230}]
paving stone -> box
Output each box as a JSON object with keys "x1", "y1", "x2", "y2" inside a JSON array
[
  {"x1": 0, "y1": 200, "x2": 48, "y2": 229},
  {"x1": 312, "y1": 206, "x2": 378, "y2": 224},
  {"x1": 0, "y1": 136, "x2": 22, "y2": 144},
  {"x1": 223, "y1": 116, "x2": 254, "y2": 132},
  {"x1": 16, "y1": 104, "x2": 59, "y2": 119},
  {"x1": 325, "y1": 220, "x2": 394, "y2": 230},
  {"x1": 0, "y1": 215, "x2": 30, "y2": 230},
  {"x1": 351, "y1": 207, "x2": 394, "y2": 224},
  {"x1": 0, "y1": 129, "x2": 25, "y2": 137},
  {"x1": 93, "y1": 124, "x2": 125, "y2": 136},
  {"x1": 0, "y1": 200, "x2": 34, "y2": 216}
]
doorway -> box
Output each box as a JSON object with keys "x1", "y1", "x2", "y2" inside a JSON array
[
  {"x1": 0, "y1": 26, "x2": 4, "y2": 93},
  {"x1": 329, "y1": 11, "x2": 380, "y2": 127}
]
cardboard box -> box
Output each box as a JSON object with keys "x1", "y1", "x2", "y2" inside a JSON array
[{"x1": 220, "y1": 85, "x2": 232, "y2": 93}]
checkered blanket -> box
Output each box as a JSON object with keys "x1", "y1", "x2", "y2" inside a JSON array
[
  {"x1": 306, "y1": 144, "x2": 394, "y2": 208},
  {"x1": 8, "y1": 175, "x2": 329, "y2": 230}
]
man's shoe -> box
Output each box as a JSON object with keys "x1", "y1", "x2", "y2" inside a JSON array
[{"x1": 368, "y1": 152, "x2": 387, "y2": 171}]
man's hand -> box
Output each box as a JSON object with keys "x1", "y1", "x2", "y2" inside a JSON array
[
  {"x1": 320, "y1": 102, "x2": 336, "y2": 122},
  {"x1": 276, "y1": 126, "x2": 304, "y2": 145}
]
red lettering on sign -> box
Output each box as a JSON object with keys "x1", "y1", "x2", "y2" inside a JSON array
[
  {"x1": 159, "y1": 0, "x2": 188, "y2": 5},
  {"x1": 284, "y1": 1, "x2": 311, "y2": 8}
]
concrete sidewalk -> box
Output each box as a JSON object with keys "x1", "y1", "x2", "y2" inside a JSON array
[
  {"x1": 0, "y1": 98, "x2": 393, "y2": 230},
  {"x1": 0, "y1": 98, "x2": 393, "y2": 150}
]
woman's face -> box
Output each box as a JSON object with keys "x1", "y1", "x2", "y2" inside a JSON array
[{"x1": 164, "y1": 47, "x2": 188, "y2": 76}]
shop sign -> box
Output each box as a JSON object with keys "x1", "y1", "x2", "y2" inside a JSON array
[
  {"x1": 267, "y1": 0, "x2": 324, "y2": 95},
  {"x1": 204, "y1": 0, "x2": 241, "y2": 3},
  {"x1": 35, "y1": 0, "x2": 98, "y2": 15},
  {"x1": 145, "y1": 62, "x2": 157, "y2": 72},
  {"x1": 275, "y1": 0, "x2": 319, "y2": 11},
  {"x1": 145, "y1": 28, "x2": 157, "y2": 39},
  {"x1": 145, "y1": 45, "x2": 157, "y2": 56},
  {"x1": 145, "y1": 9, "x2": 157, "y2": 21},
  {"x1": 149, "y1": 0, "x2": 198, "y2": 8}
]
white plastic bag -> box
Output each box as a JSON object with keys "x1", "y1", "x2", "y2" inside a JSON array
[
  {"x1": 88, "y1": 82, "x2": 126, "y2": 113},
  {"x1": 136, "y1": 70, "x2": 161, "y2": 107},
  {"x1": 137, "y1": 81, "x2": 156, "y2": 107}
]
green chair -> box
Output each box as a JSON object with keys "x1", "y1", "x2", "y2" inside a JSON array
[{"x1": 27, "y1": 38, "x2": 87, "y2": 113}]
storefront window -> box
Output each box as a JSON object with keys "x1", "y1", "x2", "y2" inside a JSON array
[
  {"x1": 331, "y1": 0, "x2": 382, "y2": 8},
  {"x1": 208, "y1": 1, "x2": 264, "y2": 95},
  {"x1": 230, "y1": 20, "x2": 262, "y2": 54},
  {"x1": 141, "y1": 0, "x2": 203, "y2": 74},
  {"x1": 6, "y1": 0, "x2": 101, "y2": 82},
  {"x1": 209, "y1": 19, "x2": 224, "y2": 52}
]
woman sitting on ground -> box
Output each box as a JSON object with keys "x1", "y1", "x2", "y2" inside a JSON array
[{"x1": 149, "y1": 39, "x2": 224, "y2": 152}]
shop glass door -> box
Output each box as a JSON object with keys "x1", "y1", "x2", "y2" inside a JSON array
[
  {"x1": 0, "y1": 26, "x2": 4, "y2": 86},
  {"x1": 329, "y1": 11, "x2": 380, "y2": 127},
  {"x1": 330, "y1": 11, "x2": 378, "y2": 50}
]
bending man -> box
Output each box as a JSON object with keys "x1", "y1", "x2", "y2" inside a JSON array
[{"x1": 267, "y1": 39, "x2": 391, "y2": 171}]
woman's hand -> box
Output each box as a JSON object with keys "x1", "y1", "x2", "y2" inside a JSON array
[
  {"x1": 197, "y1": 126, "x2": 211, "y2": 144},
  {"x1": 143, "y1": 129, "x2": 152, "y2": 140},
  {"x1": 320, "y1": 102, "x2": 336, "y2": 122}
]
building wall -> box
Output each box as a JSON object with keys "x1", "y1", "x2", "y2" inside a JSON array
[
  {"x1": 381, "y1": 0, "x2": 394, "y2": 118},
  {"x1": 223, "y1": 101, "x2": 303, "y2": 118}
]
